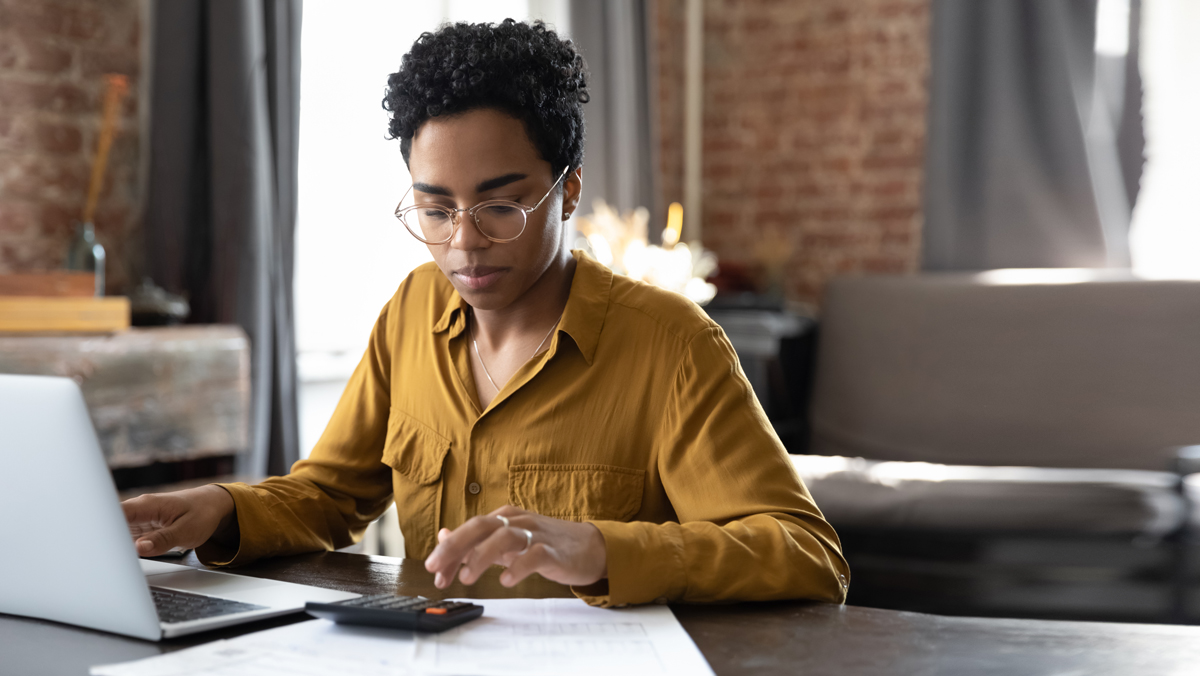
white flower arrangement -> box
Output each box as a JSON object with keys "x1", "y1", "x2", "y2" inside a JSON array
[{"x1": 575, "y1": 201, "x2": 718, "y2": 305}]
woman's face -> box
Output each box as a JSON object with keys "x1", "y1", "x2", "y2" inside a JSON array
[{"x1": 407, "y1": 108, "x2": 581, "y2": 312}]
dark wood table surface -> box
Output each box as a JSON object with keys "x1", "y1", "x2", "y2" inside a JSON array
[{"x1": 5, "y1": 551, "x2": 1200, "y2": 675}]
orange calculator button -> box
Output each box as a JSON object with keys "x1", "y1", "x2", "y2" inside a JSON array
[{"x1": 425, "y1": 607, "x2": 448, "y2": 615}]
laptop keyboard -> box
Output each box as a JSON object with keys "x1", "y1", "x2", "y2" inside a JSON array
[{"x1": 150, "y1": 586, "x2": 268, "y2": 624}]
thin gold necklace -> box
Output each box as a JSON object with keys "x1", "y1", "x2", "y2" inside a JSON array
[{"x1": 470, "y1": 310, "x2": 561, "y2": 393}]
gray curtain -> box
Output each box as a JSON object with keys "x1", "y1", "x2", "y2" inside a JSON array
[
  {"x1": 568, "y1": 0, "x2": 659, "y2": 231},
  {"x1": 145, "y1": 0, "x2": 301, "y2": 477},
  {"x1": 922, "y1": 0, "x2": 1143, "y2": 270}
]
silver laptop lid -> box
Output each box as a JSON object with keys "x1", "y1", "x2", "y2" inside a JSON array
[{"x1": 0, "y1": 374, "x2": 162, "y2": 641}]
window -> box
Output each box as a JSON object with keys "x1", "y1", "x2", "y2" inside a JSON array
[
  {"x1": 295, "y1": 2, "x2": 570, "y2": 459},
  {"x1": 1127, "y1": 0, "x2": 1200, "y2": 278}
]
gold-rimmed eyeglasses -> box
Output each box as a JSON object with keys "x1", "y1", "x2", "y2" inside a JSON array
[{"x1": 395, "y1": 167, "x2": 569, "y2": 244}]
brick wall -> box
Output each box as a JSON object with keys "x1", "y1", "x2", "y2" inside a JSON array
[
  {"x1": 0, "y1": 0, "x2": 143, "y2": 294},
  {"x1": 653, "y1": 0, "x2": 930, "y2": 305}
]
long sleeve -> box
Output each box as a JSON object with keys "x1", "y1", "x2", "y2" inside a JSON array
[
  {"x1": 196, "y1": 302, "x2": 397, "y2": 566},
  {"x1": 577, "y1": 326, "x2": 850, "y2": 606}
]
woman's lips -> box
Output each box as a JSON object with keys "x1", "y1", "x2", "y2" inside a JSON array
[{"x1": 454, "y1": 266, "x2": 507, "y2": 291}]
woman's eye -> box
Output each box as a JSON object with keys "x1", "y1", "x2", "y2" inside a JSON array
[
  {"x1": 422, "y1": 209, "x2": 450, "y2": 220},
  {"x1": 483, "y1": 204, "x2": 520, "y2": 216}
]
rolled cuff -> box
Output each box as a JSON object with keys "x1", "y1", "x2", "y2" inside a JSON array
[
  {"x1": 572, "y1": 520, "x2": 687, "y2": 607},
  {"x1": 194, "y1": 482, "x2": 280, "y2": 567}
]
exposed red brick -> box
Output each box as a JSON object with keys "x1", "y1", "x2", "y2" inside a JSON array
[
  {"x1": 0, "y1": 78, "x2": 93, "y2": 114},
  {"x1": 803, "y1": 232, "x2": 870, "y2": 248},
  {"x1": 0, "y1": 199, "x2": 39, "y2": 234},
  {"x1": 38, "y1": 200, "x2": 77, "y2": 237},
  {"x1": 0, "y1": 153, "x2": 89, "y2": 199},
  {"x1": 34, "y1": 120, "x2": 82, "y2": 154},
  {"x1": 0, "y1": 111, "x2": 15, "y2": 144},
  {"x1": 0, "y1": 0, "x2": 142, "y2": 291},
  {"x1": 80, "y1": 45, "x2": 140, "y2": 77},
  {"x1": 0, "y1": 33, "x2": 73, "y2": 74},
  {"x1": 0, "y1": 0, "x2": 105, "y2": 41},
  {"x1": 0, "y1": 40, "x2": 14, "y2": 70},
  {"x1": 865, "y1": 205, "x2": 919, "y2": 221},
  {"x1": 653, "y1": 0, "x2": 929, "y2": 305},
  {"x1": 861, "y1": 154, "x2": 921, "y2": 171},
  {"x1": 868, "y1": 179, "x2": 913, "y2": 196}
]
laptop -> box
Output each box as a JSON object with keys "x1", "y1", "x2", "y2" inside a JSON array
[{"x1": 0, "y1": 373, "x2": 360, "y2": 640}]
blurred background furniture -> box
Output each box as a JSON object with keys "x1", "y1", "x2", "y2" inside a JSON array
[
  {"x1": 0, "y1": 272, "x2": 130, "y2": 333},
  {"x1": 706, "y1": 302, "x2": 817, "y2": 454},
  {"x1": 0, "y1": 326, "x2": 251, "y2": 490},
  {"x1": 792, "y1": 272, "x2": 1200, "y2": 622}
]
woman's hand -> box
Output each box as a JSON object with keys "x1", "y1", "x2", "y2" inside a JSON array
[
  {"x1": 121, "y1": 485, "x2": 239, "y2": 557},
  {"x1": 424, "y1": 505, "x2": 607, "y2": 588}
]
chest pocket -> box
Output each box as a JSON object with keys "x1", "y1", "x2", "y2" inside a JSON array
[
  {"x1": 382, "y1": 408, "x2": 450, "y2": 485},
  {"x1": 382, "y1": 408, "x2": 449, "y2": 558},
  {"x1": 508, "y1": 464, "x2": 645, "y2": 522}
]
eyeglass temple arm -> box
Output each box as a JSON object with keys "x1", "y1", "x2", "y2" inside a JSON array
[
  {"x1": 528, "y1": 166, "x2": 571, "y2": 212},
  {"x1": 396, "y1": 184, "x2": 414, "y2": 213}
]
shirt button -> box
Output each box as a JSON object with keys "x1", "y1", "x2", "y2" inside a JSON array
[{"x1": 468, "y1": 482, "x2": 481, "y2": 495}]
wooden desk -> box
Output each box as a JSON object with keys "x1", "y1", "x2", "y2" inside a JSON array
[{"x1": 4, "y1": 552, "x2": 1200, "y2": 675}]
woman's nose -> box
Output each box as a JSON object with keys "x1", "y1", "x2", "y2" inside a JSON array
[{"x1": 450, "y1": 211, "x2": 490, "y2": 250}]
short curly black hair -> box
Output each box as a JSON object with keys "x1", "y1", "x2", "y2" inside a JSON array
[{"x1": 383, "y1": 19, "x2": 589, "y2": 177}]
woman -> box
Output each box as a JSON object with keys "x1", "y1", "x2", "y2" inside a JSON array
[{"x1": 123, "y1": 19, "x2": 848, "y2": 608}]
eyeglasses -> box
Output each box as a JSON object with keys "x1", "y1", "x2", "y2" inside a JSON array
[{"x1": 395, "y1": 167, "x2": 569, "y2": 244}]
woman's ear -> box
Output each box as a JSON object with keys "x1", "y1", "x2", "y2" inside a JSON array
[{"x1": 562, "y1": 166, "x2": 583, "y2": 220}]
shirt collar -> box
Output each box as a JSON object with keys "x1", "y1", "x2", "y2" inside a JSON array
[
  {"x1": 557, "y1": 249, "x2": 612, "y2": 366},
  {"x1": 429, "y1": 249, "x2": 612, "y2": 365},
  {"x1": 432, "y1": 289, "x2": 468, "y2": 338}
]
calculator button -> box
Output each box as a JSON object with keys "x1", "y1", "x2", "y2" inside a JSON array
[{"x1": 425, "y1": 607, "x2": 448, "y2": 614}]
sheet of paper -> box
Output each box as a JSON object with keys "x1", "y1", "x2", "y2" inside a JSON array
[
  {"x1": 90, "y1": 622, "x2": 418, "y2": 676},
  {"x1": 90, "y1": 598, "x2": 713, "y2": 676},
  {"x1": 414, "y1": 598, "x2": 713, "y2": 675}
]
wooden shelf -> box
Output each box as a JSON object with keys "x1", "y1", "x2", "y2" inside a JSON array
[{"x1": 0, "y1": 296, "x2": 130, "y2": 333}]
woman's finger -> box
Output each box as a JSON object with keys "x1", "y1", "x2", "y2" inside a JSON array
[
  {"x1": 134, "y1": 522, "x2": 184, "y2": 557},
  {"x1": 498, "y1": 542, "x2": 553, "y2": 587},
  {"x1": 425, "y1": 514, "x2": 503, "y2": 587},
  {"x1": 459, "y1": 522, "x2": 533, "y2": 585},
  {"x1": 121, "y1": 495, "x2": 170, "y2": 530}
]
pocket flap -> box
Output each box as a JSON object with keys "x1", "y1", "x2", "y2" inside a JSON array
[
  {"x1": 508, "y1": 464, "x2": 645, "y2": 522},
  {"x1": 382, "y1": 408, "x2": 450, "y2": 486}
]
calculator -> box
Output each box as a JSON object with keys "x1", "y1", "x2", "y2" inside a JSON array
[{"x1": 304, "y1": 594, "x2": 484, "y2": 632}]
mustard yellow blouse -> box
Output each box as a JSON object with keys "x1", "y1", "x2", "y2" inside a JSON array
[{"x1": 200, "y1": 251, "x2": 849, "y2": 607}]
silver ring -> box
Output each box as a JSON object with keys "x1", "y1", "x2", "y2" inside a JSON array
[
  {"x1": 518, "y1": 528, "x2": 533, "y2": 555},
  {"x1": 495, "y1": 514, "x2": 510, "y2": 528}
]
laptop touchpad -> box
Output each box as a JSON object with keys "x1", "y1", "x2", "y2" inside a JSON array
[
  {"x1": 142, "y1": 561, "x2": 356, "y2": 608},
  {"x1": 147, "y1": 569, "x2": 280, "y2": 596}
]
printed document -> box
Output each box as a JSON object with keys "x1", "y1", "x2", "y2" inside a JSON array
[{"x1": 89, "y1": 598, "x2": 715, "y2": 676}]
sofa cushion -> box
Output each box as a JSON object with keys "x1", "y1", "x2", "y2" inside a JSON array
[
  {"x1": 810, "y1": 275, "x2": 1200, "y2": 471},
  {"x1": 793, "y1": 455, "x2": 1186, "y2": 537},
  {"x1": 1182, "y1": 474, "x2": 1200, "y2": 526}
]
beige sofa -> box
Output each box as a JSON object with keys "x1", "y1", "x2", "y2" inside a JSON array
[{"x1": 791, "y1": 272, "x2": 1200, "y2": 619}]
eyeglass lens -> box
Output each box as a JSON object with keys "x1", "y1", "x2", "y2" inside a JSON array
[{"x1": 404, "y1": 203, "x2": 526, "y2": 243}]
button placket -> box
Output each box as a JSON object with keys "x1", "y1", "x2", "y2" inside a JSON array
[{"x1": 465, "y1": 423, "x2": 482, "y2": 509}]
